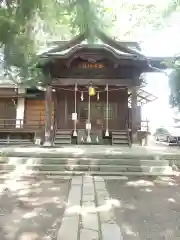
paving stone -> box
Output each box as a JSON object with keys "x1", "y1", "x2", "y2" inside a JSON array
[
  {"x1": 99, "y1": 209, "x2": 116, "y2": 224},
  {"x1": 80, "y1": 228, "x2": 99, "y2": 240},
  {"x1": 82, "y1": 201, "x2": 96, "y2": 208},
  {"x1": 83, "y1": 183, "x2": 94, "y2": 195},
  {"x1": 82, "y1": 193, "x2": 95, "y2": 202},
  {"x1": 94, "y1": 181, "x2": 106, "y2": 190},
  {"x1": 82, "y1": 201, "x2": 96, "y2": 214},
  {"x1": 71, "y1": 176, "x2": 83, "y2": 185},
  {"x1": 65, "y1": 184, "x2": 82, "y2": 214},
  {"x1": 83, "y1": 176, "x2": 93, "y2": 184},
  {"x1": 96, "y1": 190, "x2": 109, "y2": 205},
  {"x1": 94, "y1": 176, "x2": 104, "y2": 182},
  {"x1": 102, "y1": 176, "x2": 128, "y2": 180},
  {"x1": 82, "y1": 213, "x2": 99, "y2": 231},
  {"x1": 57, "y1": 215, "x2": 79, "y2": 240},
  {"x1": 101, "y1": 223, "x2": 123, "y2": 240}
]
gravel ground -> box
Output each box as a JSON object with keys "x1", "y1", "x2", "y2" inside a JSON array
[
  {"x1": 106, "y1": 176, "x2": 180, "y2": 240},
  {"x1": 0, "y1": 178, "x2": 70, "y2": 240}
]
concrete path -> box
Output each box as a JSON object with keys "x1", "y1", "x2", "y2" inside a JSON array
[{"x1": 57, "y1": 175, "x2": 122, "y2": 240}]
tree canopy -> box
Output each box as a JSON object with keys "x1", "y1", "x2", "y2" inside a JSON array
[
  {"x1": 163, "y1": 1, "x2": 180, "y2": 110},
  {"x1": 0, "y1": 0, "x2": 178, "y2": 86}
]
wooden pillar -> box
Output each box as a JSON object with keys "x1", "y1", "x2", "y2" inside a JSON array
[
  {"x1": 16, "y1": 87, "x2": 26, "y2": 128},
  {"x1": 144, "y1": 119, "x2": 149, "y2": 146},
  {"x1": 131, "y1": 86, "x2": 138, "y2": 143},
  {"x1": 44, "y1": 85, "x2": 52, "y2": 146}
]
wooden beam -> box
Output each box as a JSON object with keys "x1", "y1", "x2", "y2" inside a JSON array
[
  {"x1": 51, "y1": 78, "x2": 140, "y2": 86},
  {"x1": 131, "y1": 86, "x2": 138, "y2": 143},
  {"x1": 44, "y1": 85, "x2": 52, "y2": 146}
]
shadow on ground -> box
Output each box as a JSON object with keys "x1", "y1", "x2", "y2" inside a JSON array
[
  {"x1": 106, "y1": 176, "x2": 180, "y2": 240},
  {"x1": 0, "y1": 178, "x2": 70, "y2": 240}
]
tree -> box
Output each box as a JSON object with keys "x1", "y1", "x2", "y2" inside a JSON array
[
  {"x1": 160, "y1": 1, "x2": 180, "y2": 110},
  {"x1": 0, "y1": 0, "x2": 176, "y2": 86},
  {"x1": 0, "y1": 0, "x2": 65, "y2": 85},
  {"x1": 0, "y1": 0, "x2": 116, "y2": 85}
]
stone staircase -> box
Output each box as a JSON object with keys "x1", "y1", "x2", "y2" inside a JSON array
[
  {"x1": 0, "y1": 146, "x2": 177, "y2": 179},
  {"x1": 54, "y1": 130, "x2": 72, "y2": 146}
]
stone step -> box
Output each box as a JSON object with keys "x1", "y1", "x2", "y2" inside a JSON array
[
  {"x1": 0, "y1": 163, "x2": 171, "y2": 173},
  {"x1": 3, "y1": 170, "x2": 175, "y2": 177},
  {"x1": 0, "y1": 157, "x2": 171, "y2": 166},
  {"x1": 0, "y1": 151, "x2": 176, "y2": 160}
]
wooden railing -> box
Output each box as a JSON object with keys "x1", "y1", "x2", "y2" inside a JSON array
[{"x1": 0, "y1": 119, "x2": 44, "y2": 129}]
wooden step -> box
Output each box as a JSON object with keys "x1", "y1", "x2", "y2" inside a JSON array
[
  {"x1": 112, "y1": 139, "x2": 129, "y2": 144},
  {"x1": 112, "y1": 131, "x2": 127, "y2": 135},
  {"x1": 56, "y1": 130, "x2": 72, "y2": 135},
  {"x1": 112, "y1": 135, "x2": 127, "y2": 139},
  {"x1": 55, "y1": 135, "x2": 71, "y2": 139},
  {"x1": 54, "y1": 139, "x2": 71, "y2": 144},
  {"x1": 54, "y1": 130, "x2": 72, "y2": 145}
]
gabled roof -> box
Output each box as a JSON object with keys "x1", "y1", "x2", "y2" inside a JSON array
[{"x1": 38, "y1": 28, "x2": 177, "y2": 72}]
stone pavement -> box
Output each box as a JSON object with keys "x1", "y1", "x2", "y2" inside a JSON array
[
  {"x1": 1, "y1": 172, "x2": 180, "y2": 239},
  {"x1": 57, "y1": 175, "x2": 122, "y2": 240},
  {"x1": 0, "y1": 140, "x2": 180, "y2": 239}
]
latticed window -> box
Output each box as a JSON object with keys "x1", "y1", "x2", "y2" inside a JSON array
[
  {"x1": 78, "y1": 102, "x2": 117, "y2": 120},
  {"x1": 103, "y1": 103, "x2": 117, "y2": 120}
]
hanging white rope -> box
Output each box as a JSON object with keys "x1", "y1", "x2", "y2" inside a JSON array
[
  {"x1": 105, "y1": 84, "x2": 109, "y2": 137},
  {"x1": 73, "y1": 84, "x2": 77, "y2": 137},
  {"x1": 87, "y1": 91, "x2": 91, "y2": 143},
  {"x1": 80, "y1": 91, "x2": 84, "y2": 101},
  {"x1": 97, "y1": 92, "x2": 100, "y2": 101}
]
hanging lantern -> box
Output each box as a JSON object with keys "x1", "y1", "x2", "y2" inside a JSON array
[
  {"x1": 89, "y1": 86, "x2": 96, "y2": 96},
  {"x1": 97, "y1": 92, "x2": 100, "y2": 101},
  {"x1": 80, "y1": 91, "x2": 84, "y2": 101}
]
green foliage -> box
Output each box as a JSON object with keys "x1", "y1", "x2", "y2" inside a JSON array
[
  {"x1": 155, "y1": 127, "x2": 169, "y2": 135},
  {"x1": 0, "y1": 0, "x2": 177, "y2": 87},
  {"x1": 0, "y1": 0, "x2": 114, "y2": 84},
  {"x1": 163, "y1": 0, "x2": 180, "y2": 17},
  {"x1": 160, "y1": 1, "x2": 180, "y2": 110},
  {"x1": 169, "y1": 65, "x2": 180, "y2": 109}
]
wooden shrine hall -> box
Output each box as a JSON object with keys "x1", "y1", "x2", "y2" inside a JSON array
[{"x1": 0, "y1": 29, "x2": 167, "y2": 146}]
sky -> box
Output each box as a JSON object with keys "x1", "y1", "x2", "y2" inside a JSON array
[
  {"x1": 101, "y1": 0, "x2": 180, "y2": 132},
  {"x1": 140, "y1": 25, "x2": 180, "y2": 132}
]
